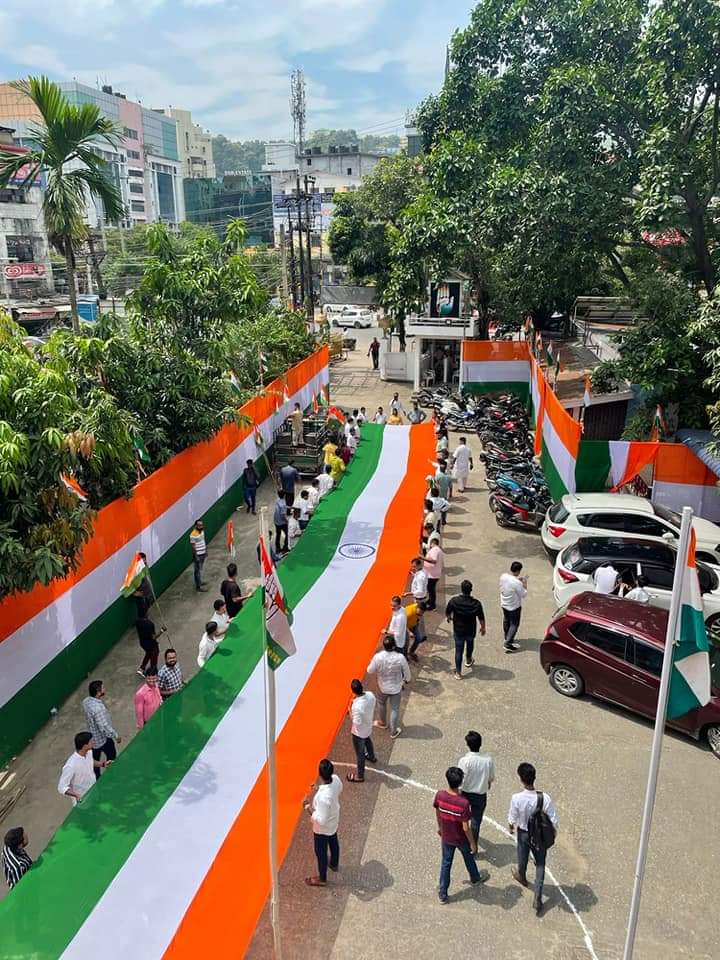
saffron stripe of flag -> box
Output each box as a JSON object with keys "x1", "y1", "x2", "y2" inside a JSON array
[
  {"x1": 120, "y1": 552, "x2": 147, "y2": 598},
  {"x1": 60, "y1": 473, "x2": 88, "y2": 502}
]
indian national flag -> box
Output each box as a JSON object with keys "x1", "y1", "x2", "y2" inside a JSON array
[
  {"x1": 282, "y1": 381, "x2": 290, "y2": 404},
  {"x1": 226, "y1": 520, "x2": 235, "y2": 558},
  {"x1": 545, "y1": 341, "x2": 554, "y2": 368},
  {"x1": 259, "y1": 535, "x2": 295, "y2": 669},
  {"x1": 312, "y1": 392, "x2": 319, "y2": 413},
  {"x1": 253, "y1": 424, "x2": 265, "y2": 449},
  {"x1": 583, "y1": 375, "x2": 592, "y2": 407},
  {"x1": 319, "y1": 383, "x2": 329, "y2": 407},
  {"x1": 60, "y1": 472, "x2": 88, "y2": 502},
  {"x1": 121, "y1": 551, "x2": 147, "y2": 597},
  {"x1": 0, "y1": 423, "x2": 435, "y2": 960},
  {"x1": 667, "y1": 528, "x2": 712, "y2": 719},
  {"x1": 326, "y1": 405, "x2": 346, "y2": 426},
  {"x1": 650, "y1": 404, "x2": 666, "y2": 442}
]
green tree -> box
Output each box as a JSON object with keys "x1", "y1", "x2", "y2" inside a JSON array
[
  {"x1": 0, "y1": 77, "x2": 125, "y2": 333},
  {"x1": 211, "y1": 135, "x2": 265, "y2": 175}
]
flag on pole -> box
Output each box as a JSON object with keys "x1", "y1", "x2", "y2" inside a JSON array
[
  {"x1": 253, "y1": 424, "x2": 265, "y2": 449},
  {"x1": 121, "y1": 551, "x2": 147, "y2": 597},
  {"x1": 583, "y1": 375, "x2": 592, "y2": 407},
  {"x1": 259, "y1": 350, "x2": 269, "y2": 376},
  {"x1": 312, "y1": 392, "x2": 319, "y2": 414},
  {"x1": 545, "y1": 341, "x2": 554, "y2": 368},
  {"x1": 319, "y1": 383, "x2": 329, "y2": 407},
  {"x1": 282, "y1": 381, "x2": 290, "y2": 404},
  {"x1": 667, "y1": 528, "x2": 712, "y2": 719},
  {"x1": 554, "y1": 350, "x2": 562, "y2": 379},
  {"x1": 132, "y1": 434, "x2": 151, "y2": 477},
  {"x1": 60, "y1": 473, "x2": 88, "y2": 502},
  {"x1": 650, "y1": 404, "x2": 666, "y2": 442},
  {"x1": 535, "y1": 332, "x2": 543, "y2": 360},
  {"x1": 226, "y1": 371, "x2": 243, "y2": 397},
  {"x1": 259, "y1": 535, "x2": 296, "y2": 670},
  {"x1": 326, "y1": 405, "x2": 346, "y2": 425},
  {"x1": 226, "y1": 520, "x2": 235, "y2": 557}
]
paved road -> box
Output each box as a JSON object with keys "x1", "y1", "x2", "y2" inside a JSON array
[{"x1": 248, "y1": 436, "x2": 718, "y2": 959}]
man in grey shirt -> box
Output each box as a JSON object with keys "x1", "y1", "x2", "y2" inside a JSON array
[
  {"x1": 458, "y1": 730, "x2": 495, "y2": 844},
  {"x1": 82, "y1": 680, "x2": 122, "y2": 779}
]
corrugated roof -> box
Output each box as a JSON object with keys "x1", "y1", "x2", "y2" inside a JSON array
[
  {"x1": 321, "y1": 284, "x2": 378, "y2": 306},
  {"x1": 677, "y1": 429, "x2": 720, "y2": 478}
]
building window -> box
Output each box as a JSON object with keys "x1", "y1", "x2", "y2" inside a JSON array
[
  {"x1": 127, "y1": 149, "x2": 141, "y2": 160},
  {"x1": 123, "y1": 127, "x2": 138, "y2": 140},
  {"x1": 128, "y1": 168, "x2": 144, "y2": 178},
  {"x1": 307, "y1": 158, "x2": 312, "y2": 166},
  {"x1": 131, "y1": 200, "x2": 145, "y2": 212},
  {"x1": 347, "y1": 167, "x2": 352, "y2": 175},
  {"x1": 6, "y1": 235, "x2": 34, "y2": 262},
  {"x1": 0, "y1": 188, "x2": 26, "y2": 204},
  {"x1": 129, "y1": 183, "x2": 144, "y2": 194}
]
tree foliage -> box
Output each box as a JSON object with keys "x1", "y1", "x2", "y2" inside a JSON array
[
  {"x1": 211, "y1": 135, "x2": 266, "y2": 175},
  {"x1": 0, "y1": 221, "x2": 316, "y2": 597}
]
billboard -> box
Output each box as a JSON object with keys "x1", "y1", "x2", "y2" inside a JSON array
[
  {"x1": 429, "y1": 280, "x2": 462, "y2": 320},
  {"x1": 4, "y1": 263, "x2": 47, "y2": 280}
]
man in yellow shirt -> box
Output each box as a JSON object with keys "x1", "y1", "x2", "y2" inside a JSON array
[
  {"x1": 387, "y1": 411, "x2": 404, "y2": 425},
  {"x1": 328, "y1": 453, "x2": 346, "y2": 484},
  {"x1": 322, "y1": 438, "x2": 338, "y2": 465},
  {"x1": 406, "y1": 601, "x2": 427, "y2": 662}
]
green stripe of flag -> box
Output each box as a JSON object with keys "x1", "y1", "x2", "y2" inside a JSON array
[{"x1": 0, "y1": 425, "x2": 385, "y2": 960}]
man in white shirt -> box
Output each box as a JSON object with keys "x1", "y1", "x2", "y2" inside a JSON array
[
  {"x1": 344, "y1": 417, "x2": 355, "y2": 441},
  {"x1": 304, "y1": 758, "x2": 343, "y2": 887},
  {"x1": 367, "y1": 635, "x2": 411, "y2": 739},
  {"x1": 197, "y1": 620, "x2": 221, "y2": 667},
  {"x1": 389, "y1": 392, "x2": 405, "y2": 416},
  {"x1": 305, "y1": 479, "x2": 320, "y2": 514},
  {"x1": 458, "y1": 730, "x2": 495, "y2": 842},
  {"x1": 373, "y1": 406, "x2": 387, "y2": 424},
  {"x1": 316, "y1": 465, "x2": 335, "y2": 498},
  {"x1": 625, "y1": 574, "x2": 650, "y2": 603},
  {"x1": 347, "y1": 679, "x2": 377, "y2": 782},
  {"x1": 210, "y1": 598, "x2": 230, "y2": 637},
  {"x1": 429, "y1": 487, "x2": 450, "y2": 526},
  {"x1": 404, "y1": 557, "x2": 429, "y2": 605},
  {"x1": 593, "y1": 562, "x2": 619, "y2": 595},
  {"x1": 500, "y1": 561, "x2": 528, "y2": 652},
  {"x1": 385, "y1": 595, "x2": 409, "y2": 654},
  {"x1": 508, "y1": 762, "x2": 559, "y2": 915},
  {"x1": 451, "y1": 437, "x2": 474, "y2": 493},
  {"x1": 347, "y1": 427, "x2": 358, "y2": 453},
  {"x1": 424, "y1": 542, "x2": 445, "y2": 610},
  {"x1": 58, "y1": 732, "x2": 106, "y2": 805}
]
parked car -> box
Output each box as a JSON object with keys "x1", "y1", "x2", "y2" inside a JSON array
[
  {"x1": 552, "y1": 536, "x2": 720, "y2": 639},
  {"x1": 541, "y1": 493, "x2": 720, "y2": 565},
  {"x1": 332, "y1": 307, "x2": 373, "y2": 329},
  {"x1": 541, "y1": 592, "x2": 720, "y2": 756}
]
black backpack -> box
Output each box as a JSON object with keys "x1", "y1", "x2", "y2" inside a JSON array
[{"x1": 526, "y1": 791, "x2": 556, "y2": 851}]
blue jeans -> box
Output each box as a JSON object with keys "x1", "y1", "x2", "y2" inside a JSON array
[
  {"x1": 517, "y1": 828, "x2": 546, "y2": 899},
  {"x1": 243, "y1": 486, "x2": 257, "y2": 512},
  {"x1": 439, "y1": 840, "x2": 480, "y2": 898},
  {"x1": 192, "y1": 554, "x2": 206, "y2": 589},
  {"x1": 313, "y1": 832, "x2": 339, "y2": 883},
  {"x1": 454, "y1": 631, "x2": 475, "y2": 673}
]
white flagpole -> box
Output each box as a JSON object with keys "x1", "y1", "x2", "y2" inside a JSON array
[
  {"x1": 622, "y1": 505, "x2": 693, "y2": 959},
  {"x1": 259, "y1": 506, "x2": 283, "y2": 960}
]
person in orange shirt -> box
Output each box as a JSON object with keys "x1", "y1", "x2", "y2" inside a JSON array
[{"x1": 134, "y1": 668, "x2": 163, "y2": 728}]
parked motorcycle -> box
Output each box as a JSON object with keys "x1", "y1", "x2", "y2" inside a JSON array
[{"x1": 489, "y1": 492, "x2": 549, "y2": 530}]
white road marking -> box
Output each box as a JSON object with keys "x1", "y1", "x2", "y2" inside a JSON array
[{"x1": 332, "y1": 761, "x2": 599, "y2": 960}]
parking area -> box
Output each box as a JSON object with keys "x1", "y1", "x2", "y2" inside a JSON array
[{"x1": 248, "y1": 459, "x2": 718, "y2": 960}]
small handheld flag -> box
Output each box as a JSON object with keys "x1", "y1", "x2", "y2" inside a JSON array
[
  {"x1": 282, "y1": 381, "x2": 290, "y2": 404},
  {"x1": 60, "y1": 473, "x2": 88, "y2": 502},
  {"x1": 583, "y1": 375, "x2": 592, "y2": 407},
  {"x1": 319, "y1": 384, "x2": 329, "y2": 407},
  {"x1": 254, "y1": 424, "x2": 265, "y2": 449},
  {"x1": 545, "y1": 341, "x2": 554, "y2": 368},
  {"x1": 650, "y1": 404, "x2": 666, "y2": 442},
  {"x1": 121, "y1": 551, "x2": 147, "y2": 597},
  {"x1": 226, "y1": 520, "x2": 235, "y2": 558},
  {"x1": 326, "y1": 405, "x2": 346, "y2": 426},
  {"x1": 312, "y1": 392, "x2": 319, "y2": 414}
]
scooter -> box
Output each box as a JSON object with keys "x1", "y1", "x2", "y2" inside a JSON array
[{"x1": 489, "y1": 492, "x2": 549, "y2": 530}]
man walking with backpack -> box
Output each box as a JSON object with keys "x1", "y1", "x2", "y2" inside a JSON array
[{"x1": 508, "y1": 762, "x2": 559, "y2": 916}]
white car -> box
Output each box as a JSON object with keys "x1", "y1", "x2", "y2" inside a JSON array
[
  {"x1": 551, "y1": 536, "x2": 720, "y2": 639},
  {"x1": 332, "y1": 307, "x2": 373, "y2": 329},
  {"x1": 541, "y1": 492, "x2": 720, "y2": 565}
]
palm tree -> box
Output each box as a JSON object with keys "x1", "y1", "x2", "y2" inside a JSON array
[{"x1": 0, "y1": 77, "x2": 125, "y2": 333}]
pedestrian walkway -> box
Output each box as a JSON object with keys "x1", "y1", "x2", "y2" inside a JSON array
[{"x1": 0, "y1": 480, "x2": 278, "y2": 900}]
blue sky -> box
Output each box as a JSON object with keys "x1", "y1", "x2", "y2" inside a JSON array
[{"x1": 0, "y1": 0, "x2": 477, "y2": 141}]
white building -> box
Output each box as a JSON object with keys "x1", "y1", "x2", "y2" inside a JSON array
[
  {"x1": 0, "y1": 126, "x2": 54, "y2": 303},
  {"x1": 160, "y1": 108, "x2": 215, "y2": 180}
]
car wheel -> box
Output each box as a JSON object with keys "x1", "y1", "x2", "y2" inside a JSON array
[
  {"x1": 706, "y1": 614, "x2": 720, "y2": 644},
  {"x1": 354, "y1": 320, "x2": 361, "y2": 328},
  {"x1": 549, "y1": 664, "x2": 584, "y2": 698},
  {"x1": 706, "y1": 725, "x2": 720, "y2": 758}
]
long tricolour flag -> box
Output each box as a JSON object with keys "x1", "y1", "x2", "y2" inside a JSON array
[
  {"x1": 667, "y1": 528, "x2": 712, "y2": 719},
  {"x1": 259, "y1": 534, "x2": 295, "y2": 669},
  {"x1": 0, "y1": 423, "x2": 435, "y2": 960}
]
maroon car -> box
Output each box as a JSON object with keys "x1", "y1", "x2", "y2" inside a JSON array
[{"x1": 541, "y1": 592, "x2": 720, "y2": 757}]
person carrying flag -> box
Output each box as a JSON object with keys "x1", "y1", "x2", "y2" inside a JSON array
[{"x1": 242, "y1": 459, "x2": 259, "y2": 514}]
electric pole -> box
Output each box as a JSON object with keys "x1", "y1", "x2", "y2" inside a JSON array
[
  {"x1": 279, "y1": 223, "x2": 289, "y2": 306},
  {"x1": 303, "y1": 174, "x2": 315, "y2": 329},
  {"x1": 295, "y1": 174, "x2": 306, "y2": 314}
]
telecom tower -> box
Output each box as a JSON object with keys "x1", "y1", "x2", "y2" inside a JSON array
[{"x1": 290, "y1": 68, "x2": 306, "y2": 155}]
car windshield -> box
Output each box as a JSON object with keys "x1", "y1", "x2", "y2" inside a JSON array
[
  {"x1": 653, "y1": 504, "x2": 682, "y2": 528},
  {"x1": 549, "y1": 501, "x2": 569, "y2": 523}
]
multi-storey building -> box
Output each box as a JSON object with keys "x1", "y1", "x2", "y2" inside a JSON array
[
  {"x1": 0, "y1": 125, "x2": 54, "y2": 303},
  {"x1": 160, "y1": 108, "x2": 215, "y2": 180},
  {"x1": 0, "y1": 81, "x2": 185, "y2": 231}
]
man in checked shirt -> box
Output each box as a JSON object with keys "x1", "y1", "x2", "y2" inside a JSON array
[
  {"x1": 82, "y1": 680, "x2": 122, "y2": 779},
  {"x1": 158, "y1": 648, "x2": 185, "y2": 700}
]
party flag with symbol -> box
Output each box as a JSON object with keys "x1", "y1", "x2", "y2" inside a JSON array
[{"x1": 259, "y1": 535, "x2": 296, "y2": 670}]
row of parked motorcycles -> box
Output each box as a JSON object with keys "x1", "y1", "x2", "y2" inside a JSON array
[
  {"x1": 476, "y1": 395, "x2": 551, "y2": 531},
  {"x1": 415, "y1": 387, "x2": 552, "y2": 532}
]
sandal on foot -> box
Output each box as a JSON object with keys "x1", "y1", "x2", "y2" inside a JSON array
[{"x1": 346, "y1": 773, "x2": 364, "y2": 782}]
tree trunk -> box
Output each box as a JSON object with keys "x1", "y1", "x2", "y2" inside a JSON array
[
  {"x1": 65, "y1": 240, "x2": 80, "y2": 334},
  {"x1": 684, "y1": 191, "x2": 716, "y2": 296}
]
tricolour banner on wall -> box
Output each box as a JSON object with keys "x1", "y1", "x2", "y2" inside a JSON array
[
  {"x1": 0, "y1": 422, "x2": 435, "y2": 960},
  {"x1": 0, "y1": 348, "x2": 329, "y2": 764}
]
